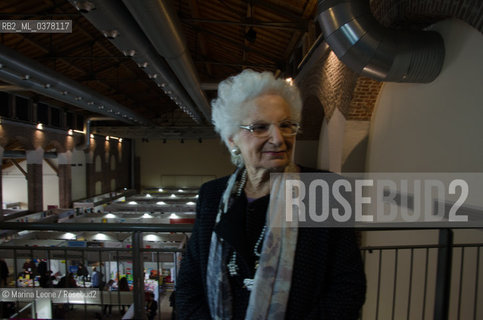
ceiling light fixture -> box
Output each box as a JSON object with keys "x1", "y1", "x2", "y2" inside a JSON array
[
  {"x1": 74, "y1": 0, "x2": 96, "y2": 13},
  {"x1": 103, "y1": 30, "x2": 120, "y2": 39},
  {"x1": 123, "y1": 49, "x2": 136, "y2": 57}
]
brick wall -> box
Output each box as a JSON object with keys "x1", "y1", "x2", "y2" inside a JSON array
[
  {"x1": 322, "y1": 0, "x2": 482, "y2": 122},
  {"x1": 298, "y1": 50, "x2": 358, "y2": 122},
  {"x1": 347, "y1": 77, "x2": 383, "y2": 121}
]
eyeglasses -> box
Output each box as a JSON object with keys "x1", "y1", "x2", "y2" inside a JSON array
[{"x1": 239, "y1": 120, "x2": 300, "y2": 137}]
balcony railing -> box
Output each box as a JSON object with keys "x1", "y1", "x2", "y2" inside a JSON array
[{"x1": 0, "y1": 222, "x2": 481, "y2": 320}]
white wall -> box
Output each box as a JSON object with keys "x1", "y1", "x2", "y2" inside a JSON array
[
  {"x1": 136, "y1": 138, "x2": 235, "y2": 189},
  {"x1": 137, "y1": 136, "x2": 322, "y2": 188},
  {"x1": 363, "y1": 19, "x2": 483, "y2": 320},
  {"x1": 2, "y1": 159, "x2": 59, "y2": 210},
  {"x1": 367, "y1": 19, "x2": 483, "y2": 172},
  {"x1": 71, "y1": 149, "x2": 86, "y2": 201},
  {"x1": 317, "y1": 108, "x2": 346, "y2": 172},
  {"x1": 42, "y1": 160, "x2": 59, "y2": 209},
  {"x1": 2, "y1": 161, "x2": 28, "y2": 209}
]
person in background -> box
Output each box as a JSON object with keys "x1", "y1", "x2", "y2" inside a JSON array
[
  {"x1": 77, "y1": 263, "x2": 89, "y2": 284},
  {"x1": 145, "y1": 291, "x2": 158, "y2": 320},
  {"x1": 176, "y1": 69, "x2": 366, "y2": 319},
  {"x1": 66, "y1": 272, "x2": 77, "y2": 288},
  {"x1": 39, "y1": 270, "x2": 55, "y2": 288},
  {"x1": 36, "y1": 259, "x2": 47, "y2": 280},
  {"x1": 22, "y1": 258, "x2": 36, "y2": 276},
  {"x1": 0, "y1": 259, "x2": 9, "y2": 286},
  {"x1": 169, "y1": 290, "x2": 177, "y2": 320},
  {"x1": 91, "y1": 267, "x2": 102, "y2": 288},
  {"x1": 118, "y1": 276, "x2": 130, "y2": 314},
  {"x1": 102, "y1": 279, "x2": 115, "y2": 316}
]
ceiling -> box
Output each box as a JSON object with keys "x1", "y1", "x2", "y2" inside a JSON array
[{"x1": 0, "y1": 0, "x2": 319, "y2": 140}]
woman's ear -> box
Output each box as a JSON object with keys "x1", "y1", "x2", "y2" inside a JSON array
[{"x1": 227, "y1": 135, "x2": 237, "y2": 149}]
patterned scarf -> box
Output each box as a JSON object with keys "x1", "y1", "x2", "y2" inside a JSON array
[{"x1": 207, "y1": 164, "x2": 299, "y2": 319}]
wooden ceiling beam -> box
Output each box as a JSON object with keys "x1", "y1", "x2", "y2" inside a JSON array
[
  {"x1": 44, "y1": 158, "x2": 58, "y2": 176},
  {"x1": 10, "y1": 159, "x2": 27, "y2": 178},
  {"x1": 194, "y1": 59, "x2": 278, "y2": 69},
  {"x1": 283, "y1": 0, "x2": 318, "y2": 61},
  {"x1": 247, "y1": 0, "x2": 306, "y2": 21},
  {"x1": 191, "y1": 25, "x2": 282, "y2": 63},
  {"x1": 20, "y1": 36, "x2": 87, "y2": 75},
  {"x1": 188, "y1": 0, "x2": 213, "y2": 76},
  {"x1": 180, "y1": 18, "x2": 307, "y2": 31}
]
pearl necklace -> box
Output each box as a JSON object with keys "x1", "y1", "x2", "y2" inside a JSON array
[{"x1": 226, "y1": 169, "x2": 268, "y2": 291}]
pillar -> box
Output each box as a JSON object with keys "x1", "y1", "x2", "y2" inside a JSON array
[
  {"x1": 58, "y1": 152, "x2": 72, "y2": 208},
  {"x1": 26, "y1": 148, "x2": 44, "y2": 212},
  {"x1": 85, "y1": 150, "x2": 95, "y2": 197}
]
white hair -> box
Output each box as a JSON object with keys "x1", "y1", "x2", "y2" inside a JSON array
[{"x1": 211, "y1": 69, "x2": 302, "y2": 165}]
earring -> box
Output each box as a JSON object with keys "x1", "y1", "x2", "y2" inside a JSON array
[{"x1": 231, "y1": 146, "x2": 241, "y2": 156}]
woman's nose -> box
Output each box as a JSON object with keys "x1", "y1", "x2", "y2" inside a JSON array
[{"x1": 268, "y1": 124, "x2": 285, "y2": 145}]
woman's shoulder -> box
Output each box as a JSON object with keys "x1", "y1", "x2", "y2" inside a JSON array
[
  {"x1": 196, "y1": 175, "x2": 231, "y2": 207},
  {"x1": 198, "y1": 175, "x2": 230, "y2": 198},
  {"x1": 201, "y1": 175, "x2": 230, "y2": 189}
]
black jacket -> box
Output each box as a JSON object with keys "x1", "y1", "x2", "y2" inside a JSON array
[{"x1": 176, "y1": 170, "x2": 366, "y2": 319}]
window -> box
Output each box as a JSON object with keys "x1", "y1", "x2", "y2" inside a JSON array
[
  {"x1": 51, "y1": 107, "x2": 61, "y2": 127},
  {"x1": 76, "y1": 114, "x2": 84, "y2": 131},
  {"x1": 37, "y1": 103, "x2": 49, "y2": 124},
  {"x1": 66, "y1": 112, "x2": 74, "y2": 129},
  {"x1": 0, "y1": 92, "x2": 9, "y2": 117},
  {"x1": 15, "y1": 96, "x2": 30, "y2": 121}
]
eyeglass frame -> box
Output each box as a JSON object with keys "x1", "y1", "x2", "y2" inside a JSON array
[{"x1": 239, "y1": 120, "x2": 300, "y2": 137}]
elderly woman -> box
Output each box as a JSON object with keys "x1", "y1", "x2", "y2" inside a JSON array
[{"x1": 176, "y1": 69, "x2": 365, "y2": 319}]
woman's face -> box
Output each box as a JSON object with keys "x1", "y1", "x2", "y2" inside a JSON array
[{"x1": 231, "y1": 93, "x2": 296, "y2": 173}]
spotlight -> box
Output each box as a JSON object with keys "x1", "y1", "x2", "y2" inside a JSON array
[
  {"x1": 102, "y1": 30, "x2": 120, "y2": 39},
  {"x1": 74, "y1": 0, "x2": 96, "y2": 12},
  {"x1": 245, "y1": 27, "x2": 257, "y2": 43},
  {"x1": 123, "y1": 49, "x2": 136, "y2": 57}
]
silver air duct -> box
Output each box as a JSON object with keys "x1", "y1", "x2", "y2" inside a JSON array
[
  {"x1": 0, "y1": 43, "x2": 150, "y2": 125},
  {"x1": 70, "y1": 0, "x2": 206, "y2": 124},
  {"x1": 317, "y1": 0, "x2": 445, "y2": 82},
  {"x1": 121, "y1": 0, "x2": 212, "y2": 121}
]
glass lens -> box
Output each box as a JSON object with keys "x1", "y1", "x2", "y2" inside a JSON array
[
  {"x1": 279, "y1": 121, "x2": 297, "y2": 135},
  {"x1": 244, "y1": 121, "x2": 299, "y2": 137}
]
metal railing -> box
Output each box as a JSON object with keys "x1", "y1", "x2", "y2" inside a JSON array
[
  {"x1": 360, "y1": 229, "x2": 482, "y2": 320},
  {"x1": 0, "y1": 222, "x2": 481, "y2": 320}
]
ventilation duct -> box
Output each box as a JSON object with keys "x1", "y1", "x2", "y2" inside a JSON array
[
  {"x1": 121, "y1": 0, "x2": 211, "y2": 121},
  {"x1": 317, "y1": 0, "x2": 445, "y2": 82},
  {"x1": 70, "y1": 0, "x2": 206, "y2": 124},
  {"x1": 0, "y1": 43, "x2": 150, "y2": 125}
]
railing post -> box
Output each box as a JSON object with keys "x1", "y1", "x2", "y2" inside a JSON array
[
  {"x1": 434, "y1": 228, "x2": 453, "y2": 320},
  {"x1": 132, "y1": 231, "x2": 146, "y2": 319}
]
